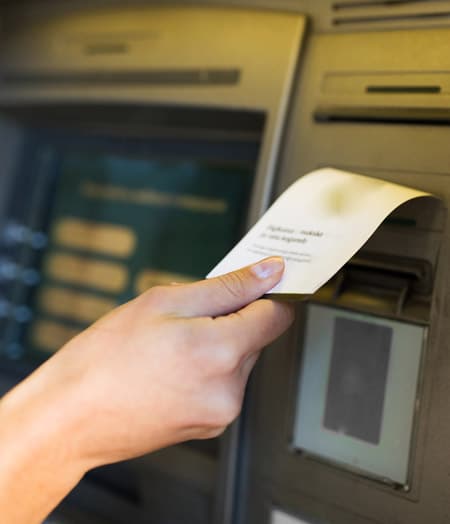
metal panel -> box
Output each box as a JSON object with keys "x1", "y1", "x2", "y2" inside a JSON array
[
  {"x1": 241, "y1": 24, "x2": 450, "y2": 524},
  {"x1": 0, "y1": 5, "x2": 306, "y2": 226}
]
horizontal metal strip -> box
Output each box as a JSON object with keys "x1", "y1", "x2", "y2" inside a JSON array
[
  {"x1": 0, "y1": 102, "x2": 264, "y2": 138},
  {"x1": 0, "y1": 68, "x2": 241, "y2": 87}
]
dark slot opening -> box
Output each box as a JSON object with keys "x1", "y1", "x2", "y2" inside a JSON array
[
  {"x1": 333, "y1": 0, "x2": 439, "y2": 10},
  {"x1": 332, "y1": 10, "x2": 450, "y2": 25},
  {"x1": 366, "y1": 85, "x2": 441, "y2": 94},
  {"x1": 345, "y1": 252, "x2": 432, "y2": 295},
  {"x1": 314, "y1": 105, "x2": 450, "y2": 126}
]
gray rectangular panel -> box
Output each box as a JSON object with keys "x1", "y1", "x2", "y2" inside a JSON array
[
  {"x1": 293, "y1": 304, "x2": 425, "y2": 485},
  {"x1": 323, "y1": 316, "x2": 392, "y2": 445}
]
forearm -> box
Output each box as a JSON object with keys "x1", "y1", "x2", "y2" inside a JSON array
[
  {"x1": 0, "y1": 258, "x2": 292, "y2": 523},
  {"x1": 0, "y1": 370, "x2": 88, "y2": 524}
]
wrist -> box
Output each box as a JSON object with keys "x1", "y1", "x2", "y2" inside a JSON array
[{"x1": 0, "y1": 363, "x2": 91, "y2": 522}]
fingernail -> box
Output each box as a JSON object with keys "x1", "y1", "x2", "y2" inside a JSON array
[{"x1": 251, "y1": 257, "x2": 284, "y2": 279}]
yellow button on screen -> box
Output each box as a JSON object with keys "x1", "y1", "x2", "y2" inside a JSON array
[
  {"x1": 37, "y1": 286, "x2": 116, "y2": 324},
  {"x1": 53, "y1": 218, "x2": 136, "y2": 258},
  {"x1": 45, "y1": 253, "x2": 128, "y2": 293}
]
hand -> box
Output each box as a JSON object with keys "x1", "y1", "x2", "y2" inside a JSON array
[{"x1": 0, "y1": 257, "x2": 293, "y2": 524}]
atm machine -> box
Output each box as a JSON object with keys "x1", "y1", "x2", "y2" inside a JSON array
[
  {"x1": 1, "y1": 2, "x2": 450, "y2": 524},
  {"x1": 238, "y1": 3, "x2": 450, "y2": 524},
  {"x1": 0, "y1": 3, "x2": 306, "y2": 523}
]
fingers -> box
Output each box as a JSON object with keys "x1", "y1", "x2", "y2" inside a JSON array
[
  {"x1": 152, "y1": 257, "x2": 285, "y2": 318},
  {"x1": 220, "y1": 299, "x2": 294, "y2": 355},
  {"x1": 198, "y1": 299, "x2": 293, "y2": 370},
  {"x1": 192, "y1": 299, "x2": 293, "y2": 398}
]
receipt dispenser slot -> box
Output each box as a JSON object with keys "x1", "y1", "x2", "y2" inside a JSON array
[
  {"x1": 292, "y1": 198, "x2": 445, "y2": 486},
  {"x1": 312, "y1": 195, "x2": 445, "y2": 323},
  {"x1": 315, "y1": 72, "x2": 450, "y2": 125},
  {"x1": 319, "y1": 252, "x2": 433, "y2": 321}
]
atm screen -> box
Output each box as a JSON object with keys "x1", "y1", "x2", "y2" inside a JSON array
[
  {"x1": 0, "y1": 113, "x2": 262, "y2": 363},
  {"x1": 29, "y1": 151, "x2": 254, "y2": 356}
]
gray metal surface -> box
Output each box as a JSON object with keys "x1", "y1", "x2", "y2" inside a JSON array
[{"x1": 241, "y1": 20, "x2": 450, "y2": 524}]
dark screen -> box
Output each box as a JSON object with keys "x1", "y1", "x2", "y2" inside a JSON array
[
  {"x1": 25, "y1": 151, "x2": 254, "y2": 357},
  {"x1": 0, "y1": 122, "x2": 261, "y2": 364}
]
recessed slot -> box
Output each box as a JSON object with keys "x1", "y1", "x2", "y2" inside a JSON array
[
  {"x1": 333, "y1": 0, "x2": 438, "y2": 10},
  {"x1": 314, "y1": 105, "x2": 450, "y2": 125},
  {"x1": 332, "y1": 10, "x2": 450, "y2": 25},
  {"x1": 323, "y1": 72, "x2": 450, "y2": 95},
  {"x1": 366, "y1": 85, "x2": 441, "y2": 94}
]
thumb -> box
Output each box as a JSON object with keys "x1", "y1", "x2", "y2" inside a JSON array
[{"x1": 165, "y1": 257, "x2": 285, "y2": 318}]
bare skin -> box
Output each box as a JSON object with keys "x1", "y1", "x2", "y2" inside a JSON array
[{"x1": 0, "y1": 257, "x2": 293, "y2": 524}]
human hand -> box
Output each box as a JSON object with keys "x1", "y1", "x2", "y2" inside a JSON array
[
  {"x1": 51, "y1": 256, "x2": 293, "y2": 466},
  {"x1": 0, "y1": 258, "x2": 293, "y2": 524},
  {"x1": 0, "y1": 257, "x2": 293, "y2": 523}
]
